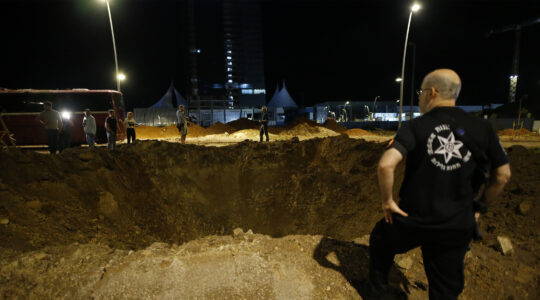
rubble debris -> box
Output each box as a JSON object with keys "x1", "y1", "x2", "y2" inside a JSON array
[{"x1": 497, "y1": 236, "x2": 514, "y2": 256}]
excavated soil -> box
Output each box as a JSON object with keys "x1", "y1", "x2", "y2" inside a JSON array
[{"x1": 0, "y1": 133, "x2": 539, "y2": 298}]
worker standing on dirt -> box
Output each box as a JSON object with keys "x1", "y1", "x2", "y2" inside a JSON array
[
  {"x1": 82, "y1": 109, "x2": 96, "y2": 147},
  {"x1": 104, "y1": 109, "x2": 117, "y2": 150},
  {"x1": 259, "y1": 106, "x2": 269, "y2": 142},
  {"x1": 367, "y1": 69, "x2": 511, "y2": 299},
  {"x1": 176, "y1": 105, "x2": 188, "y2": 144},
  {"x1": 36, "y1": 101, "x2": 63, "y2": 154}
]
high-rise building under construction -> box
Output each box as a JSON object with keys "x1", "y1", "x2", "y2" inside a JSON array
[{"x1": 184, "y1": 0, "x2": 266, "y2": 108}]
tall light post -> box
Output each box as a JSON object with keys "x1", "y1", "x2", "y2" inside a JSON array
[
  {"x1": 101, "y1": 0, "x2": 122, "y2": 93},
  {"x1": 398, "y1": 3, "x2": 421, "y2": 129},
  {"x1": 409, "y1": 42, "x2": 416, "y2": 120}
]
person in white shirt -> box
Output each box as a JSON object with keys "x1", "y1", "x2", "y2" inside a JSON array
[{"x1": 82, "y1": 108, "x2": 97, "y2": 147}]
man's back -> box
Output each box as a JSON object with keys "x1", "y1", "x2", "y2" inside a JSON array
[
  {"x1": 40, "y1": 110, "x2": 61, "y2": 130},
  {"x1": 393, "y1": 107, "x2": 508, "y2": 229}
]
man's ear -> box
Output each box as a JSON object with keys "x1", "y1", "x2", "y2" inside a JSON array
[{"x1": 430, "y1": 87, "x2": 438, "y2": 99}]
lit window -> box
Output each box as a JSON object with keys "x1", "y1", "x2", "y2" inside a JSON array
[
  {"x1": 227, "y1": 62, "x2": 232, "y2": 66},
  {"x1": 241, "y1": 89, "x2": 254, "y2": 94},
  {"x1": 227, "y1": 68, "x2": 232, "y2": 72},
  {"x1": 228, "y1": 74, "x2": 233, "y2": 77},
  {"x1": 226, "y1": 56, "x2": 232, "y2": 60},
  {"x1": 253, "y1": 89, "x2": 266, "y2": 94},
  {"x1": 228, "y1": 79, "x2": 233, "y2": 83},
  {"x1": 227, "y1": 50, "x2": 232, "y2": 54}
]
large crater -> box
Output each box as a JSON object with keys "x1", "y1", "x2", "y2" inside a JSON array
[{"x1": 0, "y1": 136, "x2": 388, "y2": 251}]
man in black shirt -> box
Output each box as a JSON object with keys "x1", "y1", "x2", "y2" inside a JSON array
[
  {"x1": 368, "y1": 69, "x2": 511, "y2": 299},
  {"x1": 260, "y1": 106, "x2": 269, "y2": 142},
  {"x1": 105, "y1": 109, "x2": 117, "y2": 150}
]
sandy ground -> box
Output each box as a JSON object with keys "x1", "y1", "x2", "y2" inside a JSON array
[{"x1": 0, "y1": 119, "x2": 539, "y2": 299}]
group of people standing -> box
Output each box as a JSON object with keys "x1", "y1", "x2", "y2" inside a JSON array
[{"x1": 37, "y1": 102, "x2": 137, "y2": 153}]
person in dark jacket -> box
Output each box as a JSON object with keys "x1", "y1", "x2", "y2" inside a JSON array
[
  {"x1": 104, "y1": 109, "x2": 117, "y2": 150},
  {"x1": 259, "y1": 106, "x2": 269, "y2": 142},
  {"x1": 367, "y1": 69, "x2": 511, "y2": 299}
]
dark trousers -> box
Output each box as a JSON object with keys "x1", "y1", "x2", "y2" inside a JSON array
[
  {"x1": 45, "y1": 129, "x2": 59, "y2": 154},
  {"x1": 369, "y1": 219, "x2": 473, "y2": 300},
  {"x1": 126, "y1": 128, "x2": 136, "y2": 144},
  {"x1": 260, "y1": 126, "x2": 269, "y2": 142},
  {"x1": 106, "y1": 131, "x2": 117, "y2": 150},
  {"x1": 58, "y1": 131, "x2": 70, "y2": 153}
]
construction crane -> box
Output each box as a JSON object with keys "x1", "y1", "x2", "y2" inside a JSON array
[{"x1": 486, "y1": 16, "x2": 540, "y2": 103}]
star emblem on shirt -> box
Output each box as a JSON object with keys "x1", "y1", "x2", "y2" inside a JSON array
[{"x1": 434, "y1": 132, "x2": 464, "y2": 163}]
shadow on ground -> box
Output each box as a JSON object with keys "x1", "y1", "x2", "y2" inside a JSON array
[{"x1": 313, "y1": 237, "x2": 409, "y2": 299}]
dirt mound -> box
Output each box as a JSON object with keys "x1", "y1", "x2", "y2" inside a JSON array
[
  {"x1": 205, "y1": 122, "x2": 235, "y2": 135},
  {"x1": 285, "y1": 117, "x2": 319, "y2": 129},
  {"x1": 185, "y1": 123, "x2": 207, "y2": 137},
  {"x1": 227, "y1": 118, "x2": 259, "y2": 130},
  {"x1": 323, "y1": 119, "x2": 347, "y2": 133},
  {"x1": 345, "y1": 128, "x2": 371, "y2": 136},
  {"x1": 499, "y1": 128, "x2": 538, "y2": 136},
  {"x1": 135, "y1": 123, "x2": 207, "y2": 139},
  {"x1": 281, "y1": 123, "x2": 338, "y2": 137},
  {"x1": 135, "y1": 125, "x2": 181, "y2": 139}
]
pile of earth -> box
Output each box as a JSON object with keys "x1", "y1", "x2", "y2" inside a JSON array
[
  {"x1": 205, "y1": 122, "x2": 235, "y2": 135},
  {"x1": 135, "y1": 122, "x2": 207, "y2": 139},
  {"x1": 499, "y1": 128, "x2": 539, "y2": 136},
  {"x1": 227, "y1": 118, "x2": 260, "y2": 131},
  {"x1": 0, "y1": 137, "x2": 538, "y2": 299},
  {"x1": 344, "y1": 128, "x2": 371, "y2": 137},
  {"x1": 323, "y1": 119, "x2": 347, "y2": 133}
]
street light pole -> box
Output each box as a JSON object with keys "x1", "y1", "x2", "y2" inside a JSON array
[
  {"x1": 409, "y1": 42, "x2": 416, "y2": 120},
  {"x1": 104, "y1": 0, "x2": 121, "y2": 93},
  {"x1": 398, "y1": 3, "x2": 420, "y2": 129}
]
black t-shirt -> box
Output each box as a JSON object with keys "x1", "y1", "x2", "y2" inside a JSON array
[
  {"x1": 390, "y1": 107, "x2": 508, "y2": 229},
  {"x1": 105, "y1": 117, "x2": 117, "y2": 132},
  {"x1": 261, "y1": 113, "x2": 269, "y2": 128}
]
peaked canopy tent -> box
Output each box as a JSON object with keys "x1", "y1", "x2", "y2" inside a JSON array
[
  {"x1": 134, "y1": 83, "x2": 187, "y2": 126},
  {"x1": 267, "y1": 82, "x2": 298, "y2": 109},
  {"x1": 266, "y1": 81, "x2": 298, "y2": 125}
]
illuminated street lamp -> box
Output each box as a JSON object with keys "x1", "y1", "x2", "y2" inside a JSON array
[
  {"x1": 398, "y1": 3, "x2": 421, "y2": 129},
  {"x1": 395, "y1": 77, "x2": 402, "y2": 82},
  {"x1": 100, "y1": 0, "x2": 122, "y2": 93}
]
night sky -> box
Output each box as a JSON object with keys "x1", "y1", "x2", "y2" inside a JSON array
[{"x1": 1, "y1": 0, "x2": 539, "y2": 110}]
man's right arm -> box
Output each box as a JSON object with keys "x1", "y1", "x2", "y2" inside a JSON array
[
  {"x1": 35, "y1": 113, "x2": 44, "y2": 125},
  {"x1": 378, "y1": 148, "x2": 408, "y2": 224},
  {"x1": 483, "y1": 163, "x2": 511, "y2": 206}
]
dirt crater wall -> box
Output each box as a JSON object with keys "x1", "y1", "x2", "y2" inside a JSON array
[{"x1": 0, "y1": 136, "x2": 388, "y2": 251}]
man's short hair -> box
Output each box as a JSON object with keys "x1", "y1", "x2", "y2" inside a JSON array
[
  {"x1": 108, "y1": 109, "x2": 114, "y2": 113},
  {"x1": 84, "y1": 108, "x2": 91, "y2": 112},
  {"x1": 44, "y1": 101, "x2": 52, "y2": 107},
  {"x1": 423, "y1": 73, "x2": 462, "y2": 100}
]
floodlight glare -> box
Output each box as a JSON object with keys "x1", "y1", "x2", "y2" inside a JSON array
[
  {"x1": 411, "y1": 4, "x2": 421, "y2": 12},
  {"x1": 117, "y1": 73, "x2": 126, "y2": 81},
  {"x1": 395, "y1": 77, "x2": 403, "y2": 82}
]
